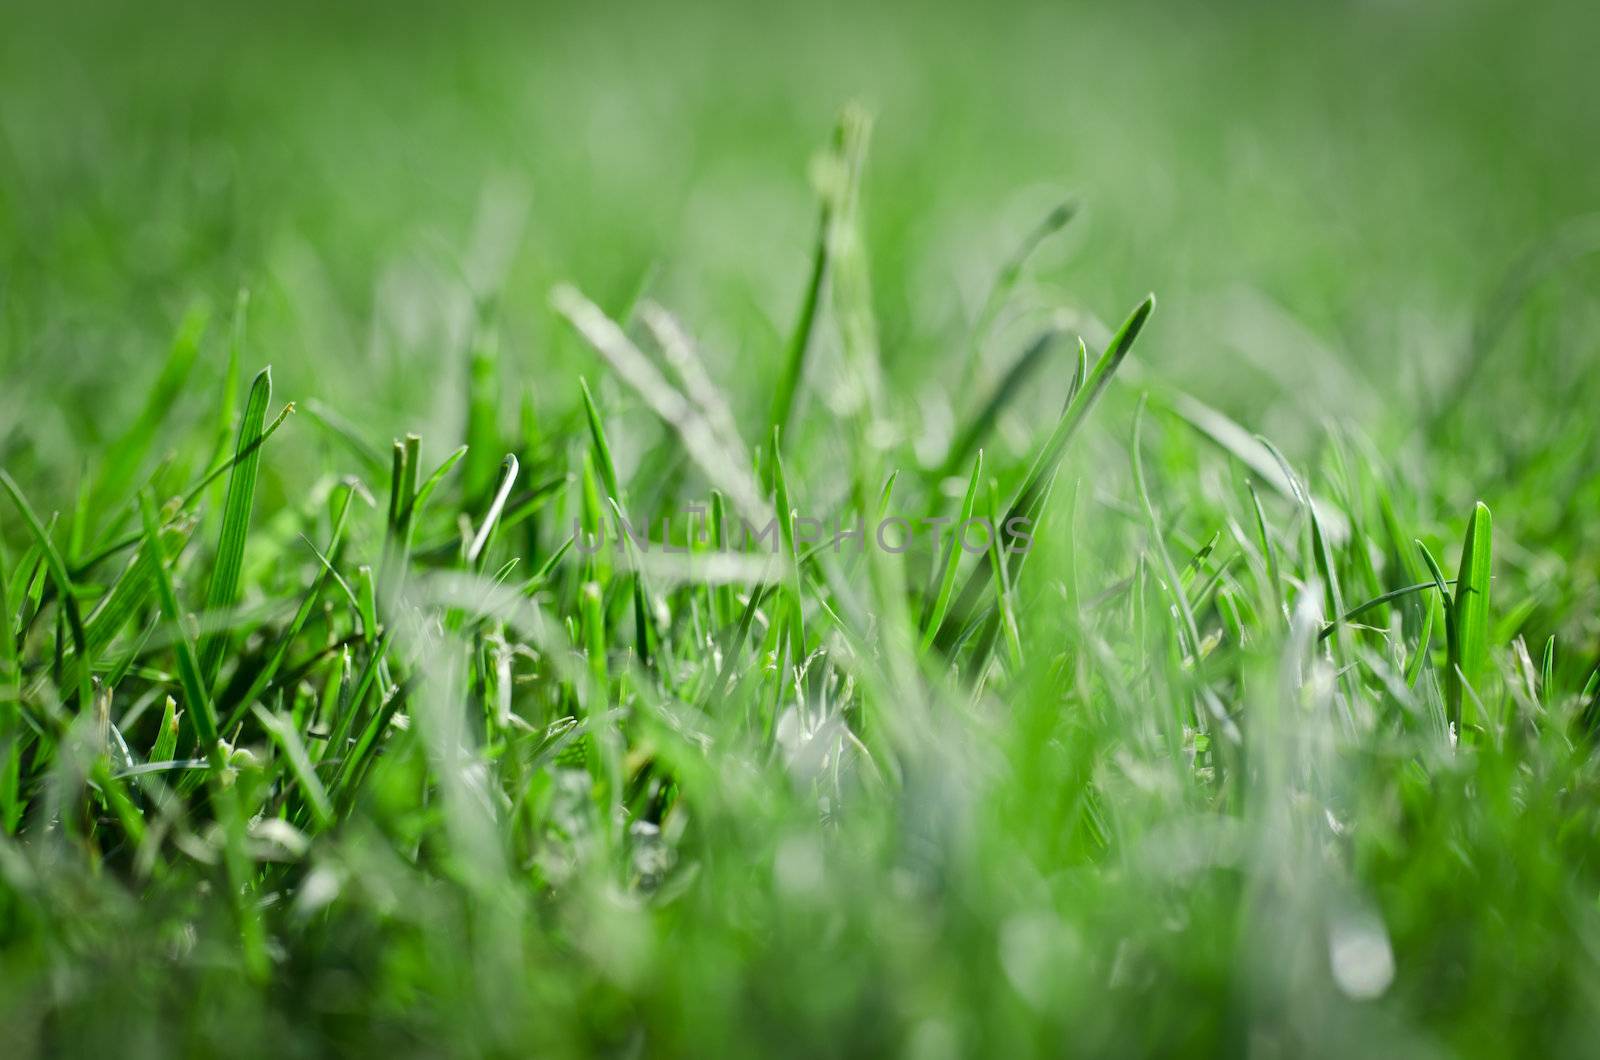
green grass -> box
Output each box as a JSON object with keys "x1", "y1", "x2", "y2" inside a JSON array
[{"x1": 4, "y1": 0, "x2": 1600, "y2": 1055}]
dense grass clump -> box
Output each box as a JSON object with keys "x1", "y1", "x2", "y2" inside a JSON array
[{"x1": 4, "y1": 1, "x2": 1600, "y2": 1056}]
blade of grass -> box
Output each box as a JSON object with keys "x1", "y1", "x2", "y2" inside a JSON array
[
  {"x1": 467, "y1": 456, "x2": 520, "y2": 568},
  {"x1": 1130, "y1": 398, "x2": 1208, "y2": 733},
  {"x1": 1168, "y1": 390, "x2": 1351, "y2": 542},
  {"x1": 554, "y1": 286, "x2": 769, "y2": 525},
  {"x1": 218, "y1": 482, "x2": 359, "y2": 736},
  {"x1": 985, "y1": 478, "x2": 1024, "y2": 672},
  {"x1": 938, "y1": 327, "x2": 1065, "y2": 485},
  {"x1": 150, "y1": 694, "x2": 179, "y2": 763},
  {"x1": 1247, "y1": 482, "x2": 1284, "y2": 627},
  {"x1": 768, "y1": 109, "x2": 872, "y2": 451},
  {"x1": 1317, "y1": 580, "x2": 1448, "y2": 641},
  {"x1": 921, "y1": 451, "x2": 983, "y2": 651},
  {"x1": 1416, "y1": 540, "x2": 1452, "y2": 607},
  {"x1": 933, "y1": 293, "x2": 1154, "y2": 653},
  {"x1": 68, "y1": 399, "x2": 293, "y2": 581},
  {"x1": 580, "y1": 377, "x2": 624, "y2": 503},
  {"x1": 412, "y1": 444, "x2": 469, "y2": 522},
  {"x1": 62, "y1": 516, "x2": 195, "y2": 694},
  {"x1": 138, "y1": 491, "x2": 217, "y2": 753},
  {"x1": 253, "y1": 705, "x2": 334, "y2": 830},
  {"x1": 770, "y1": 426, "x2": 806, "y2": 665},
  {"x1": 1405, "y1": 601, "x2": 1436, "y2": 689},
  {"x1": 0, "y1": 470, "x2": 92, "y2": 708},
  {"x1": 379, "y1": 436, "x2": 417, "y2": 597},
  {"x1": 0, "y1": 537, "x2": 18, "y2": 831},
  {"x1": 1449, "y1": 501, "x2": 1493, "y2": 735},
  {"x1": 198, "y1": 366, "x2": 273, "y2": 689}
]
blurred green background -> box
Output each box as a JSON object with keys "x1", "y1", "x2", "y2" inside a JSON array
[{"x1": 3, "y1": 0, "x2": 1596, "y2": 487}]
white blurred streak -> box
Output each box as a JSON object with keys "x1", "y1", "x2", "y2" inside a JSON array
[
  {"x1": 638, "y1": 301, "x2": 752, "y2": 481},
  {"x1": 624, "y1": 548, "x2": 776, "y2": 587},
  {"x1": 1328, "y1": 905, "x2": 1396, "y2": 1001},
  {"x1": 552, "y1": 284, "x2": 771, "y2": 526}
]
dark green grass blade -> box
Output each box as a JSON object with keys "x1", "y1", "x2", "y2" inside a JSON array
[
  {"x1": 385, "y1": 437, "x2": 413, "y2": 546},
  {"x1": 323, "y1": 634, "x2": 389, "y2": 775},
  {"x1": 1416, "y1": 540, "x2": 1452, "y2": 608},
  {"x1": 1449, "y1": 501, "x2": 1493, "y2": 733},
  {"x1": 150, "y1": 694, "x2": 179, "y2": 763},
  {"x1": 605, "y1": 497, "x2": 659, "y2": 663},
  {"x1": 253, "y1": 704, "x2": 334, "y2": 830},
  {"x1": 0, "y1": 537, "x2": 16, "y2": 702},
  {"x1": 330, "y1": 666, "x2": 411, "y2": 811},
  {"x1": 767, "y1": 206, "x2": 827, "y2": 451},
  {"x1": 1317, "y1": 580, "x2": 1446, "y2": 641},
  {"x1": 64, "y1": 517, "x2": 194, "y2": 693},
  {"x1": 65, "y1": 400, "x2": 293, "y2": 582},
  {"x1": 1246, "y1": 482, "x2": 1284, "y2": 622},
  {"x1": 704, "y1": 585, "x2": 776, "y2": 708},
  {"x1": 139, "y1": 492, "x2": 217, "y2": 752},
  {"x1": 1310, "y1": 497, "x2": 1362, "y2": 721},
  {"x1": 985, "y1": 477, "x2": 1023, "y2": 671},
  {"x1": 1008, "y1": 294, "x2": 1153, "y2": 541},
  {"x1": 770, "y1": 426, "x2": 806, "y2": 661},
  {"x1": 380, "y1": 436, "x2": 417, "y2": 596},
  {"x1": 197, "y1": 367, "x2": 273, "y2": 688},
  {"x1": 1411, "y1": 539, "x2": 1452, "y2": 694},
  {"x1": 938, "y1": 328, "x2": 1064, "y2": 484},
  {"x1": 0, "y1": 470, "x2": 91, "y2": 707},
  {"x1": 709, "y1": 490, "x2": 733, "y2": 629},
  {"x1": 522, "y1": 533, "x2": 574, "y2": 594},
  {"x1": 218, "y1": 483, "x2": 359, "y2": 736}
]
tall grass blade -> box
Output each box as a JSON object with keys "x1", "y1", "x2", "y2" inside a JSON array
[
  {"x1": 769, "y1": 109, "x2": 871, "y2": 448},
  {"x1": 933, "y1": 293, "x2": 1153, "y2": 653},
  {"x1": 921, "y1": 451, "x2": 983, "y2": 651},
  {"x1": 939, "y1": 328, "x2": 1064, "y2": 484},
  {"x1": 0, "y1": 470, "x2": 91, "y2": 706},
  {"x1": 139, "y1": 491, "x2": 217, "y2": 753},
  {"x1": 1449, "y1": 501, "x2": 1493, "y2": 734},
  {"x1": 198, "y1": 366, "x2": 273, "y2": 689}
]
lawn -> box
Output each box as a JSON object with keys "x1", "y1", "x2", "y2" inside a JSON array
[{"x1": 2, "y1": 0, "x2": 1600, "y2": 1055}]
